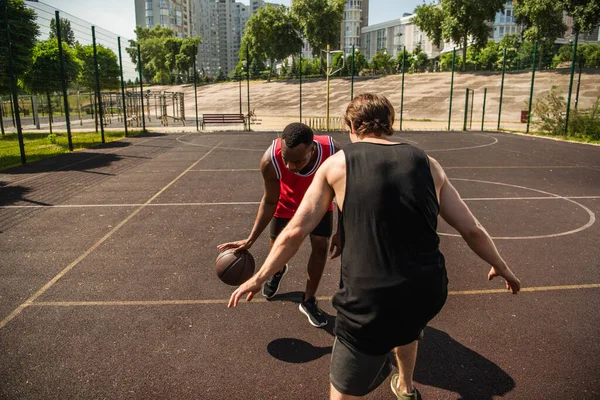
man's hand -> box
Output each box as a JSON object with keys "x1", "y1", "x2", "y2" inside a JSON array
[
  {"x1": 228, "y1": 276, "x2": 264, "y2": 308},
  {"x1": 488, "y1": 266, "x2": 521, "y2": 294},
  {"x1": 330, "y1": 231, "x2": 342, "y2": 259},
  {"x1": 217, "y1": 239, "x2": 252, "y2": 254}
]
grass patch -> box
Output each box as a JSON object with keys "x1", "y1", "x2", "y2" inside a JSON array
[
  {"x1": 0, "y1": 130, "x2": 144, "y2": 171},
  {"x1": 499, "y1": 129, "x2": 600, "y2": 145}
]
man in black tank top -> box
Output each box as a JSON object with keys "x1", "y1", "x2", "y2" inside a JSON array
[{"x1": 228, "y1": 94, "x2": 521, "y2": 400}]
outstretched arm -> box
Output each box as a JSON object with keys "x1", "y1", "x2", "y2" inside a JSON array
[
  {"x1": 217, "y1": 149, "x2": 280, "y2": 253},
  {"x1": 429, "y1": 157, "x2": 521, "y2": 294},
  {"x1": 228, "y1": 161, "x2": 335, "y2": 307}
]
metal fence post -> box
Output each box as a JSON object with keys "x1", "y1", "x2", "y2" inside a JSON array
[
  {"x1": 56, "y1": 12, "x2": 73, "y2": 150},
  {"x1": 194, "y1": 58, "x2": 199, "y2": 131},
  {"x1": 481, "y1": 88, "x2": 487, "y2": 131},
  {"x1": 448, "y1": 48, "x2": 456, "y2": 131},
  {"x1": 92, "y1": 26, "x2": 105, "y2": 143},
  {"x1": 565, "y1": 32, "x2": 579, "y2": 135},
  {"x1": 526, "y1": 41, "x2": 538, "y2": 134},
  {"x1": 463, "y1": 88, "x2": 469, "y2": 131},
  {"x1": 3, "y1": 0, "x2": 26, "y2": 163},
  {"x1": 400, "y1": 46, "x2": 406, "y2": 131},
  {"x1": 117, "y1": 37, "x2": 129, "y2": 137},
  {"x1": 350, "y1": 44, "x2": 355, "y2": 100},
  {"x1": 137, "y1": 43, "x2": 146, "y2": 131},
  {"x1": 246, "y1": 43, "x2": 251, "y2": 131},
  {"x1": 497, "y1": 48, "x2": 506, "y2": 131},
  {"x1": 299, "y1": 48, "x2": 302, "y2": 122}
]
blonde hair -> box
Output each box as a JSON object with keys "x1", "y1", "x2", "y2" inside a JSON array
[{"x1": 344, "y1": 93, "x2": 395, "y2": 137}]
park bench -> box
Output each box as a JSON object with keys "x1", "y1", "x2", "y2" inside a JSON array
[{"x1": 201, "y1": 113, "x2": 246, "y2": 129}]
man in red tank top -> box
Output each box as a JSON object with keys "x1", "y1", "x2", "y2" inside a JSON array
[{"x1": 218, "y1": 123, "x2": 341, "y2": 327}]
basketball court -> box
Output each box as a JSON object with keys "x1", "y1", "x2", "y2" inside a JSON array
[{"x1": 0, "y1": 130, "x2": 599, "y2": 399}]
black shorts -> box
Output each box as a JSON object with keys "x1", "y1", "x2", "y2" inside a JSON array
[
  {"x1": 330, "y1": 336, "x2": 393, "y2": 397},
  {"x1": 269, "y1": 210, "x2": 333, "y2": 240}
]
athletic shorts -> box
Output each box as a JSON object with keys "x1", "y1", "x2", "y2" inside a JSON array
[
  {"x1": 330, "y1": 336, "x2": 393, "y2": 397},
  {"x1": 270, "y1": 210, "x2": 333, "y2": 240}
]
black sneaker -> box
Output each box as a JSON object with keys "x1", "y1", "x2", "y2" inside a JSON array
[
  {"x1": 262, "y1": 264, "x2": 288, "y2": 299},
  {"x1": 299, "y1": 296, "x2": 327, "y2": 327}
]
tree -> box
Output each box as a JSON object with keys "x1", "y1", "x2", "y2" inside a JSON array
[
  {"x1": 410, "y1": 44, "x2": 429, "y2": 72},
  {"x1": 49, "y1": 17, "x2": 76, "y2": 47},
  {"x1": 214, "y1": 67, "x2": 227, "y2": 82},
  {"x1": 476, "y1": 41, "x2": 499, "y2": 70},
  {"x1": 292, "y1": 0, "x2": 345, "y2": 64},
  {"x1": 22, "y1": 39, "x2": 80, "y2": 133},
  {"x1": 370, "y1": 50, "x2": 393, "y2": 73},
  {"x1": 0, "y1": 0, "x2": 40, "y2": 93},
  {"x1": 127, "y1": 25, "x2": 200, "y2": 84},
  {"x1": 175, "y1": 36, "x2": 201, "y2": 82},
  {"x1": 514, "y1": 0, "x2": 567, "y2": 52},
  {"x1": 561, "y1": 0, "x2": 600, "y2": 33},
  {"x1": 242, "y1": 5, "x2": 303, "y2": 81},
  {"x1": 413, "y1": 0, "x2": 506, "y2": 71},
  {"x1": 75, "y1": 44, "x2": 120, "y2": 91}
]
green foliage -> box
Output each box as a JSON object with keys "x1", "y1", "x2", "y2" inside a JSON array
[
  {"x1": 370, "y1": 50, "x2": 393, "y2": 73},
  {"x1": 0, "y1": 0, "x2": 40, "y2": 93},
  {"x1": 242, "y1": 5, "x2": 303, "y2": 81},
  {"x1": 47, "y1": 133, "x2": 57, "y2": 144},
  {"x1": 292, "y1": 0, "x2": 346, "y2": 57},
  {"x1": 476, "y1": 41, "x2": 499, "y2": 70},
  {"x1": 413, "y1": 0, "x2": 506, "y2": 71},
  {"x1": 75, "y1": 44, "x2": 120, "y2": 91},
  {"x1": 23, "y1": 39, "x2": 80, "y2": 95},
  {"x1": 569, "y1": 94, "x2": 600, "y2": 140},
  {"x1": 214, "y1": 68, "x2": 227, "y2": 82},
  {"x1": 176, "y1": 37, "x2": 201, "y2": 82},
  {"x1": 49, "y1": 17, "x2": 76, "y2": 47},
  {"x1": 127, "y1": 25, "x2": 201, "y2": 84},
  {"x1": 410, "y1": 45, "x2": 430, "y2": 72},
  {"x1": 561, "y1": 0, "x2": 600, "y2": 33},
  {"x1": 514, "y1": 0, "x2": 567, "y2": 45},
  {"x1": 533, "y1": 87, "x2": 600, "y2": 140}
]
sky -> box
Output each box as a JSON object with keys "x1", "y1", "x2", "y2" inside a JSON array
[{"x1": 38, "y1": 0, "x2": 424, "y2": 41}]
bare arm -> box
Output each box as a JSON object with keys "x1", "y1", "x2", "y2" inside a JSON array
[
  {"x1": 228, "y1": 159, "x2": 336, "y2": 307},
  {"x1": 217, "y1": 149, "x2": 280, "y2": 252},
  {"x1": 429, "y1": 157, "x2": 521, "y2": 294}
]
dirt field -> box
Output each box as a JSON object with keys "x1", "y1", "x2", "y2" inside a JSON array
[{"x1": 152, "y1": 69, "x2": 599, "y2": 128}]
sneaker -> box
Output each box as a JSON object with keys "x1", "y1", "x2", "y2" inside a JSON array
[
  {"x1": 390, "y1": 374, "x2": 422, "y2": 400},
  {"x1": 298, "y1": 296, "x2": 328, "y2": 327},
  {"x1": 262, "y1": 264, "x2": 288, "y2": 299}
]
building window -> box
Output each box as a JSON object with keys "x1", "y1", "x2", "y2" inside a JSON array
[
  {"x1": 146, "y1": 1, "x2": 153, "y2": 10},
  {"x1": 146, "y1": 16, "x2": 154, "y2": 27}
]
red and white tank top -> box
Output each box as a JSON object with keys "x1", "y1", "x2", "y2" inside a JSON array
[{"x1": 271, "y1": 135, "x2": 336, "y2": 218}]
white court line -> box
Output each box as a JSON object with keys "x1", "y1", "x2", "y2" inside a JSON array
[
  {"x1": 0, "y1": 141, "x2": 223, "y2": 330},
  {"x1": 2, "y1": 197, "x2": 599, "y2": 209},
  {"x1": 27, "y1": 283, "x2": 600, "y2": 307},
  {"x1": 439, "y1": 178, "x2": 596, "y2": 240},
  {"x1": 427, "y1": 135, "x2": 499, "y2": 152}
]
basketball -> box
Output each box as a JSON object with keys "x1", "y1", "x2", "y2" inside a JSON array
[{"x1": 215, "y1": 249, "x2": 256, "y2": 286}]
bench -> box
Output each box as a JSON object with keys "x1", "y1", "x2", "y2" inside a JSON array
[{"x1": 201, "y1": 113, "x2": 246, "y2": 129}]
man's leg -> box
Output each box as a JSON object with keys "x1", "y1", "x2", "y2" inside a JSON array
[
  {"x1": 304, "y1": 234, "x2": 329, "y2": 301},
  {"x1": 330, "y1": 384, "x2": 363, "y2": 400},
  {"x1": 392, "y1": 341, "x2": 418, "y2": 395},
  {"x1": 262, "y1": 220, "x2": 289, "y2": 298}
]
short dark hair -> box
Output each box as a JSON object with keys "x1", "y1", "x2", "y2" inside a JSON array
[
  {"x1": 344, "y1": 93, "x2": 395, "y2": 137},
  {"x1": 282, "y1": 123, "x2": 314, "y2": 148}
]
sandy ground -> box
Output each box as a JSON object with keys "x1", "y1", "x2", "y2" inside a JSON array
[{"x1": 6, "y1": 69, "x2": 598, "y2": 133}]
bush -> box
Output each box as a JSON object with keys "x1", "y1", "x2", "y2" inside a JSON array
[
  {"x1": 569, "y1": 94, "x2": 600, "y2": 140},
  {"x1": 533, "y1": 87, "x2": 600, "y2": 140},
  {"x1": 47, "y1": 134, "x2": 57, "y2": 144},
  {"x1": 532, "y1": 87, "x2": 566, "y2": 136}
]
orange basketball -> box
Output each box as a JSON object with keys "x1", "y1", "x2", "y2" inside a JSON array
[{"x1": 215, "y1": 249, "x2": 256, "y2": 286}]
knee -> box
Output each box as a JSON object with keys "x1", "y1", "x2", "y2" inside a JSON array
[{"x1": 311, "y1": 237, "x2": 329, "y2": 258}]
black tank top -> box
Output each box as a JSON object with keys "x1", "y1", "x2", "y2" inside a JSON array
[{"x1": 332, "y1": 142, "x2": 446, "y2": 354}]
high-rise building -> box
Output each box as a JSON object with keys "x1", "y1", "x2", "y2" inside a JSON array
[
  {"x1": 340, "y1": 0, "x2": 369, "y2": 54},
  {"x1": 135, "y1": 0, "x2": 194, "y2": 38},
  {"x1": 194, "y1": 0, "x2": 252, "y2": 76}
]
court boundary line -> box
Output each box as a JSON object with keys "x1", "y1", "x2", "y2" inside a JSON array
[
  {"x1": 2, "y1": 196, "x2": 599, "y2": 209},
  {"x1": 27, "y1": 283, "x2": 600, "y2": 307},
  {"x1": 0, "y1": 141, "x2": 223, "y2": 330},
  {"x1": 439, "y1": 178, "x2": 596, "y2": 240}
]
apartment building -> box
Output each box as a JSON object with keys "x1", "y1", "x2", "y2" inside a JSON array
[
  {"x1": 340, "y1": 0, "x2": 369, "y2": 54},
  {"x1": 135, "y1": 0, "x2": 194, "y2": 38}
]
